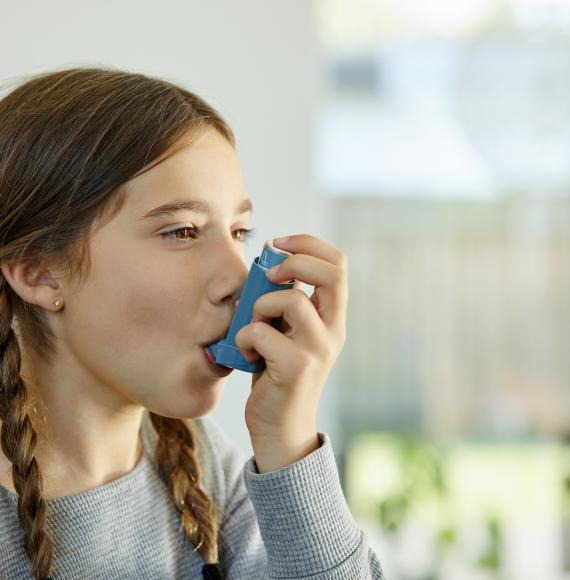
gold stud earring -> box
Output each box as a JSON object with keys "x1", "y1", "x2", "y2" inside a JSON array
[{"x1": 53, "y1": 299, "x2": 62, "y2": 307}]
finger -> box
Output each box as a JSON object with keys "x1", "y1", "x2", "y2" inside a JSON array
[
  {"x1": 235, "y1": 320, "x2": 300, "y2": 372},
  {"x1": 273, "y1": 234, "x2": 347, "y2": 269},
  {"x1": 250, "y1": 282, "x2": 307, "y2": 327},
  {"x1": 266, "y1": 254, "x2": 347, "y2": 328},
  {"x1": 277, "y1": 281, "x2": 306, "y2": 335},
  {"x1": 250, "y1": 288, "x2": 326, "y2": 348}
]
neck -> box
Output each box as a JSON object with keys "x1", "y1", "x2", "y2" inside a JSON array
[{"x1": 0, "y1": 346, "x2": 145, "y2": 499}]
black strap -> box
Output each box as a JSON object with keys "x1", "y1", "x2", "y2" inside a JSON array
[
  {"x1": 202, "y1": 562, "x2": 222, "y2": 580},
  {"x1": 43, "y1": 564, "x2": 221, "y2": 579},
  {"x1": 42, "y1": 564, "x2": 221, "y2": 579}
]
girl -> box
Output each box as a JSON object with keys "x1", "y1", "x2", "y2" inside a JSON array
[{"x1": 0, "y1": 67, "x2": 384, "y2": 579}]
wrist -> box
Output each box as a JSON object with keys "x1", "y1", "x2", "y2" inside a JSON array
[{"x1": 252, "y1": 432, "x2": 320, "y2": 474}]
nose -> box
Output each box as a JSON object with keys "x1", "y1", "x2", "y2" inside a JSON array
[{"x1": 205, "y1": 238, "x2": 249, "y2": 307}]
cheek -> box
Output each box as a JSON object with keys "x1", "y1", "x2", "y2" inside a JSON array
[
  {"x1": 72, "y1": 260, "x2": 200, "y2": 355},
  {"x1": 64, "y1": 265, "x2": 207, "y2": 404},
  {"x1": 63, "y1": 264, "x2": 228, "y2": 418},
  {"x1": 108, "y1": 272, "x2": 196, "y2": 339},
  {"x1": 127, "y1": 289, "x2": 197, "y2": 344}
]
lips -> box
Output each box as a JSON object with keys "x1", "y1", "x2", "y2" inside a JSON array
[
  {"x1": 203, "y1": 345, "x2": 233, "y2": 376},
  {"x1": 204, "y1": 346, "x2": 221, "y2": 365}
]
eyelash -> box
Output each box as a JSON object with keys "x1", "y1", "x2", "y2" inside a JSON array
[{"x1": 159, "y1": 226, "x2": 256, "y2": 245}]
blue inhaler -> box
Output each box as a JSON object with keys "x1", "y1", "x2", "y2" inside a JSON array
[{"x1": 208, "y1": 239, "x2": 295, "y2": 373}]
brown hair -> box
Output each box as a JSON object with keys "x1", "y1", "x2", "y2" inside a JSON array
[{"x1": 0, "y1": 66, "x2": 235, "y2": 578}]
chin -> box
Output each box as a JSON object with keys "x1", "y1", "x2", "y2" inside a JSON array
[{"x1": 159, "y1": 383, "x2": 224, "y2": 420}]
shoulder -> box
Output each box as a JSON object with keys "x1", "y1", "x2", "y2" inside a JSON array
[
  {"x1": 189, "y1": 415, "x2": 248, "y2": 480},
  {"x1": 187, "y1": 416, "x2": 251, "y2": 518},
  {"x1": 191, "y1": 415, "x2": 243, "y2": 454},
  {"x1": 140, "y1": 410, "x2": 247, "y2": 506},
  {"x1": 140, "y1": 410, "x2": 238, "y2": 461},
  {"x1": 186, "y1": 415, "x2": 251, "y2": 514}
]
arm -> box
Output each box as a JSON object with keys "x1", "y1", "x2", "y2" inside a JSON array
[{"x1": 203, "y1": 418, "x2": 385, "y2": 579}]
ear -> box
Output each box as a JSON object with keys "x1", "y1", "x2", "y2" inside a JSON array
[{"x1": 1, "y1": 261, "x2": 63, "y2": 311}]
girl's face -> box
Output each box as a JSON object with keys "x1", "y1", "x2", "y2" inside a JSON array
[{"x1": 60, "y1": 128, "x2": 253, "y2": 418}]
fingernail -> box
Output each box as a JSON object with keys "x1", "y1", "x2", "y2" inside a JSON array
[
  {"x1": 273, "y1": 236, "x2": 289, "y2": 245},
  {"x1": 266, "y1": 265, "x2": 280, "y2": 278}
]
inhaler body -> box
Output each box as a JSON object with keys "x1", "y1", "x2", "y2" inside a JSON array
[{"x1": 208, "y1": 240, "x2": 295, "y2": 372}]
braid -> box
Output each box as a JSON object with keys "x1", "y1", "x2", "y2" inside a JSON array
[
  {"x1": 0, "y1": 280, "x2": 54, "y2": 579},
  {"x1": 149, "y1": 412, "x2": 220, "y2": 568},
  {"x1": 0, "y1": 285, "x2": 222, "y2": 579}
]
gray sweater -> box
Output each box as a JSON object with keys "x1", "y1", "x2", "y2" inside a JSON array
[{"x1": 0, "y1": 410, "x2": 384, "y2": 579}]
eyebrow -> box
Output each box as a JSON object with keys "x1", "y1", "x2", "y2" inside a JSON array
[{"x1": 140, "y1": 198, "x2": 253, "y2": 221}]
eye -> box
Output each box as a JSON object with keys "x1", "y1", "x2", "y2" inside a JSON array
[
  {"x1": 159, "y1": 226, "x2": 256, "y2": 245},
  {"x1": 159, "y1": 226, "x2": 200, "y2": 244},
  {"x1": 233, "y1": 227, "x2": 256, "y2": 243}
]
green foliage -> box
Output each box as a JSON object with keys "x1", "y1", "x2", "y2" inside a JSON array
[
  {"x1": 372, "y1": 435, "x2": 505, "y2": 576},
  {"x1": 477, "y1": 516, "x2": 502, "y2": 571}
]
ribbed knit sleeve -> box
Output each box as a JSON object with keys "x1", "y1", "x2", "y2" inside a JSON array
[{"x1": 198, "y1": 418, "x2": 385, "y2": 579}]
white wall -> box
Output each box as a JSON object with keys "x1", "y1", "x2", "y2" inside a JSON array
[{"x1": 0, "y1": 0, "x2": 341, "y2": 457}]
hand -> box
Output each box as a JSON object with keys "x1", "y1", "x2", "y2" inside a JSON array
[{"x1": 234, "y1": 234, "x2": 348, "y2": 473}]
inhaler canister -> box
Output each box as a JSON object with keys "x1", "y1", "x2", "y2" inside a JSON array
[{"x1": 208, "y1": 239, "x2": 295, "y2": 373}]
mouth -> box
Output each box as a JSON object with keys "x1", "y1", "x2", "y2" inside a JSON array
[{"x1": 202, "y1": 344, "x2": 233, "y2": 376}]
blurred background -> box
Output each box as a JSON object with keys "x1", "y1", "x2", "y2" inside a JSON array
[{"x1": 1, "y1": 1, "x2": 569, "y2": 578}]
